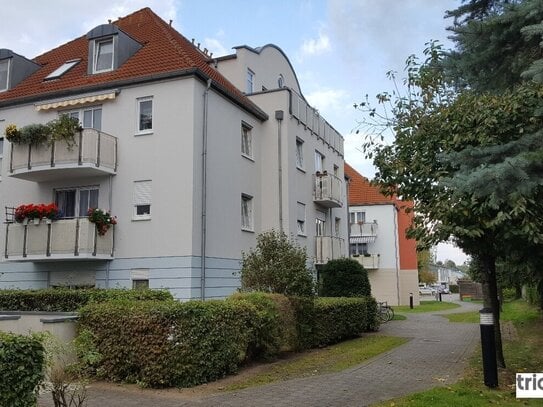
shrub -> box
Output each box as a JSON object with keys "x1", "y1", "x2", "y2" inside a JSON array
[
  {"x1": 0, "y1": 332, "x2": 46, "y2": 407},
  {"x1": 240, "y1": 230, "x2": 315, "y2": 297},
  {"x1": 313, "y1": 297, "x2": 378, "y2": 346},
  {"x1": 319, "y1": 258, "x2": 371, "y2": 297},
  {"x1": 0, "y1": 288, "x2": 173, "y2": 312},
  {"x1": 77, "y1": 299, "x2": 256, "y2": 388},
  {"x1": 288, "y1": 296, "x2": 316, "y2": 350},
  {"x1": 229, "y1": 292, "x2": 297, "y2": 359},
  {"x1": 449, "y1": 284, "x2": 459, "y2": 294}
]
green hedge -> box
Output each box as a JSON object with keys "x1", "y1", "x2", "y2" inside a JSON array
[
  {"x1": 319, "y1": 258, "x2": 371, "y2": 297},
  {"x1": 0, "y1": 288, "x2": 173, "y2": 312},
  {"x1": 77, "y1": 299, "x2": 256, "y2": 388},
  {"x1": 0, "y1": 332, "x2": 46, "y2": 407},
  {"x1": 229, "y1": 292, "x2": 297, "y2": 359},
  {"x1": 449, "y1": 284, "x2": 459, "y2": 294},
  {"x1": 313, "y1": 297, "x2": 378, "y2": 346}
]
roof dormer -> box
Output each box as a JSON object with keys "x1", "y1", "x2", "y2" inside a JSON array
[
  {"x1": 86, "y1": 24, "x2": 142, "y2": 75},
  {"x1": 0, "y1": 49, "x2": 41, "y2": 92}
]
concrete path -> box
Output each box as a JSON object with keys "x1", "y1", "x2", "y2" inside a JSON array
[{"x1": 38, "y1": 295, "x2": 481, "y2": 407}]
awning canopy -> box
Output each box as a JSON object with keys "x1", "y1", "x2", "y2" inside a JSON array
[
  {"x1": 350, "y1": 236, "x2": 377, "y2": 244},
  {"x1": 35, "y1": 90, "x2": 118, "y2": 111}
]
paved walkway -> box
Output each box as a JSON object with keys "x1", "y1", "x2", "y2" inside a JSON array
[{"x1": 38, "y1": 295, "x2": 481, "y2": 407}]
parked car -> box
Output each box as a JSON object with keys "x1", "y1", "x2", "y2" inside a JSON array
[{"x1": 419, "y1": 286, "x2": 436, "y2": 295}]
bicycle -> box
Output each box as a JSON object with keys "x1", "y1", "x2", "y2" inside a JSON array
[{"x1": 377, "y1": 301, "x2": 394, "y2": 323}]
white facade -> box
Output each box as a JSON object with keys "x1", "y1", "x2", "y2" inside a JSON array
[{"x1": 0, "y1": 19, "x2": 347, "y2": 299}]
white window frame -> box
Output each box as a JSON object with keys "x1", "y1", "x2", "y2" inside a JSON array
[
  {"x1": 0, "y1": 137, "x2": 4, "y2": 180},
  {"x1": 246, "y1": 69, "x2": 254, "y2": 93},
  {"x1": 136, "y1": 97, "x2": 153, "y2": 135},
  {"x1": 350, "y1": 242, "x2": 368, "y2": 256},
  {"x1": 64, "y1": 106, "x2": 102, "y2": 130},
  {"x1": 0, "y1": 59, "x2": 10, "y2": 92},
  {"x1": 241, "y1": 122, "x2": 253, "y2": 159},
  {"x1": 335, "y1": 217, "x2": 341, "y2": 237},
  {"x1": 133, "y1": 180, "x2": 152, "y2": 220},
  {"x1": 45, "y1": 59, "x2": 80, "y2": 80},
  {"x1": 297, "y1": 202, "x2": 306, "y2": 236},
  {"x1": 296, "y1": 138, "x2": 304, "y2": 170},
  {"x1": 349, "y1": 211, "x2": 366, "y2": 224},
  {"x1": 241, "y1": 194, "x2": 254, "y2": 231},
  {"x1": 278, "y1": 74, "x2": 285, "y2": 88},
  {"x1": 315, "y1": 150, "x2": 324, "y2": 173},
  {"x1": 93, "y1": 38, "x2": 114, "y2": 73},
  {"x1": 54, "y1": 186, "x2": 99, "y2": 218}
]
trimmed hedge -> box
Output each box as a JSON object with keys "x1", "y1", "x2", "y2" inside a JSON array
[
  {"x1": 78, "y1": 299, "x2": 256, "y2": 388},
  {"x1": 0, "y1": 332, "x2": 46, "y2": 407},
  {"x1": 0, "y1": 288, "x2": 173, "y2": 312},
  {"x1": 229, "y1": 292, "x2": 297, "y2": 359},
  {"x1": 449, "y1": 284, "x2": 459, "y2": 294},
  {"x1": 313, "y1": 297, "x2": 379, "y2": 346},
  {"x1": 319, "y1": 258, "x2": 371, "y2": 297}
]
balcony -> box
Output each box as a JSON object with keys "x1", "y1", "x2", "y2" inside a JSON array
[
  {"x1": 315, "y1": 236, "x2": 345, "y2": 265},
  {"x1": 313, "y1": 173, "x2": 342, "y2": 208},
  {"x1": 9, "y1": 129, "x2": 117, "y2": 182},
  {"x1": 352, "y1": 254, "x2": 380, "y2": 270},
  {"x1": 4, "y1": 218, "x2": 114, "y2": 261},
  {"x1": 349, "y1": 221, "x2": 378, "y2": 243}
]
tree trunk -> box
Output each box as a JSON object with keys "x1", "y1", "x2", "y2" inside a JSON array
[
  {"x1": 482, "y1": 254, "x2": 506, "y2": 368},
  {"x1": 514, "y1": 283, "x2": 522, "y2": 300}
]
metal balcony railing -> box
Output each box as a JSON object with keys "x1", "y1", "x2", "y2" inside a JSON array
[{"x1": 313, "y1": 173, "x2": 342, "y2": 208}]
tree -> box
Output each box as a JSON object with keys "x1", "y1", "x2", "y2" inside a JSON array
[
  {"x1": 357, "y1": 41, "x2": 543, "y2": 368},
  {"x1": 240, "y1": 230, "x2": 314, "y2": 297},
  {"x1": 319, "y1": 258, "x2": 371, "y2": 297},
  {"x1": 417, "y1": 249, "x2": 437, "y2": 285}
]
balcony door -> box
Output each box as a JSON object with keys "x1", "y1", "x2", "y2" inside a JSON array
[
  {"x1": 55, "y1": 187, "x2": 98, "y2": 218},
  {"x1": 316, "y1": 210, "x2": 326, "y2": 236},
  {"x1": 66, "y1": 106, "x2": 102, "y2": 131}
]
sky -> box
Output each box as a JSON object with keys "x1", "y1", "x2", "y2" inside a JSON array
[{"x1": 0, "y1": 0, "x2": 468, "y2": 264}]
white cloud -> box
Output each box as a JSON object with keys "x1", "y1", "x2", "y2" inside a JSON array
[
  {"x1": 299, "y1": 28, "x2": 331, "y2": 59},
  {"x1": 203, "y1": 38, "x2": 229, "y2": 57},
  {"x1": 305, "y1": 88, "x2": 348, "y2": 113}
]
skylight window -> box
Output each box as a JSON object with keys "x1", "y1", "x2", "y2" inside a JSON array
[{"x1": 45, "y1": 59, "x2": 80, "y2": 80}]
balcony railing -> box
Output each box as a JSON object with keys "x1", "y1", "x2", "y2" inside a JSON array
[
  {"x1": 9, "y1": 129, "x2": 117, "y2": 181},
  {"x1": 352, "y1": 254, "x2": 380, "y2": 270},
  {"x1": 4, "y1": 218, "x2": 114, "y2": 261},
  {"x1": 349, "y1": 221, "x2": 378, "y2": 243},
  {"x1": 315, "y1": 236, "x2": 345, "y2": 265},
  {"x1": 313, "y1": 173, "x2": 342, "y2": 208}
]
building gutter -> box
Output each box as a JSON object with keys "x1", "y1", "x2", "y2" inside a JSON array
[
  {"x1": 275, "y1": 110, "x2": 284, "y2": 232},
  {"x1": 200, "y1": 78, "x2": 212, "y2": 300},
  {"x1": 393, "y1": 206, "x2": 401, "y2": 305}
]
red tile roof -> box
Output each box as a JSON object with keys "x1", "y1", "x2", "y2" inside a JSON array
[
  {"x1": 0, "y1": 8, "x2": 267, "y2": 120},
  {"x1": 344, "y1": 162, "x2": 395, "y2": 205}
]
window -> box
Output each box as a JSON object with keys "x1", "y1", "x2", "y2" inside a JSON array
[
  {"x1": 316, "y1": 211, "x2": 326, "y2": 236},
  {"x1": 66, "y1": 107, "x2": 102, "y2": 130},
  {"x1": 0, "y1": 137, "x2": 3, "y2": 179},
  {"x1": 137, "y1": 97, "x2": 153, "y2": 133},
  {"x1": 333, "y1": 165, "x2": 339, "y2": 177},
  {"x1": 350, "y1": 242, "x2": 368, "y2": 256},
  {"x1": 297, "y1": 202, "x2": 306, "y2": 235},
  {"x1": 55, "y1": 187, "x2": 99, "y2": 218},
  {"x1": 349, "y1": 211, "x2": 366, "y2": 224},
  {"x1": 278, "y1": 74, "x2": 284, "y2": 88},
  {"x1": 246, "y1": 69, "x2": 254, "y2": 93},
  {"x1": 133, "y1": 180, "x2": 152, "y2": 220},
  {"x1": 45, "y1": 59, "x2": 80, "y2": 80},
  {"x1": 296, "y1": 139, "x2": 304, "y2": 169},
  {"x1": 241, "y1": 123, "x2": 252, "y2": 158},
  {"x1": 0, "y1": 59, "x2": 9, "y2": 92},
  {"x1": 94, "y1": 38, "x2": 114, "y2": 73},
  {"x1": 131, "y1": 268, "x2": 149, "y2": 290},
  {"x1": 315, "y1": 151, "x2": 324, "y2": 173},
  {"x1": 335, "y1": 217, "x2": 340, "y2": 237},
  {"x1": 241, "y1": 194, "x2": 253, "y2": 230}
]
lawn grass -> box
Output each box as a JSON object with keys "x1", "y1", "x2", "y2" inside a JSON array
[
  {"x1": 225, "y1": 335, "x2": 407, "y2": 391},
  {"x1": 392, "y1": 314, "x2": 407, "y2": 321},
  {"x1": 373, "y1": 300, "x2": 543, "y2": 406},
  {"x1": 394, "y1": 300, "x2": 460, "y2": 314},
  {"x1": 443, "y1": 300, "x2": 541, "y2": 325}
]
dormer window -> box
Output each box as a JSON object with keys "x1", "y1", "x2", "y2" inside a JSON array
[
  {"x1": 0, "y1": 59, "x2": 10, "y2": 92},
  {"x1": 94, "y1": 39, "x2": 114, "y2": 73}
]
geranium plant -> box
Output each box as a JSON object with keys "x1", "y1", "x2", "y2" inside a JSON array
[
  {"x1": 14, "y1": 203, "x2": 60, "y2": 222},
  {"x1": 88, "y1": 208, "x2": 117, "y2": 236}
]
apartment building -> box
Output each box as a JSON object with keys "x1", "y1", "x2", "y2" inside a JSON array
[
  {"x1": 0, "y1": 8, "x2": 347, "y2": 299},
  {"x1": 345, "y1": 163, "x2": 419, "y2": 306}
]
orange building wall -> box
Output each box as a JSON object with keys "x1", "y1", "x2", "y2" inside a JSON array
[{"x1": 397, "y1": 201, "x2": 418, "y2": 270}]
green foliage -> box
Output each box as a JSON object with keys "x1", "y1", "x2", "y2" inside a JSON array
[
  {"x1": 229, "y1": 292, "x2": 297, "y2": 360},
  {"x1": 77, "y1": 299, "x2": 256, "y2": 388},
  {"x1": 3, "y1": 114, "x2": 81, "y2": 148},
  {"x1": 287, "y1": 296, "x2": 316, "y2": 350},
  {"x1": 0, "y1": 332, "x2": 46, "y2": 407},
  {"x1": 313, "y1": 297, "x2": 378, "y2": 346},
  {"x1": 0, "y1": 288, "x2": 173, "y2": 312},
  {"x1": 48, "y1": 114, "x2": 81, "y2": 149},
  {"x1": 19, "y1": 123, "x2": 51, "y2": 146},
  {"x1": 319, "y1": 258, "x2": 371, "y2": 297},
  {"x1": 449, "y1": 284, "x2": 459, "y2": 294},
  {"x1": 240, "y1": 230, "x2": 314, "y2": 297}
]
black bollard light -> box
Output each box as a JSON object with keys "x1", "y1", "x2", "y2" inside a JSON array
[
  {"x1": 439, "y1": 292, "x2": 442, "y2": 302},
  {"x1": 409, "y1": 292, "x2": 413, "y2": 309},
  {"x1": 480, "y1": 308, "x2": 498, "y2": 388}
]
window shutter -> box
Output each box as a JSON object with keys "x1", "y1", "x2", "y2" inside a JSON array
[
  {"x1": 134, "y1": 180, "x2": 152, "y2": 205},
  {"x1": 297, "y1": 202, "x2": 305, "y2": 221}
]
